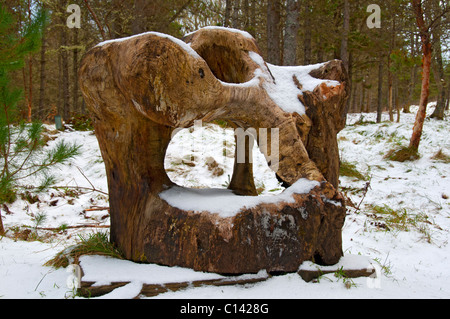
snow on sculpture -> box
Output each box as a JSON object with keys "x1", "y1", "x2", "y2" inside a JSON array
[{"x1": 79, "y1": 27, "x2": 349, "y2": 274}]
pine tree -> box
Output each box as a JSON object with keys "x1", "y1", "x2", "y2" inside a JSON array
[{"x1": 0, "y1": 4, "x2": 80, "y2": 208}]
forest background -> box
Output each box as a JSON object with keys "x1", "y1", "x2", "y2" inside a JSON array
[{"x1": 2, "y1": 0, "x2": 449, "y2": 126}]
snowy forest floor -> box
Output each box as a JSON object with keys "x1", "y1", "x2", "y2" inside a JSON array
[{"x1": 0, "y1": 103, "x2": 449, "y2": 299}]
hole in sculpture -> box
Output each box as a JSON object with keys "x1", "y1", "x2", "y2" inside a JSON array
[
  {"x1": 191, "y1": 44, "x2": 251, "y2": 84},
  {"x1": 164, "y1": 122, "x2": 284, "y2": 196}
]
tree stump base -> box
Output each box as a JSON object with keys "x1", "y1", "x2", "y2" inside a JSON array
[{"x1": 148, "y1": 180, "x2": 346, "y2": 274}]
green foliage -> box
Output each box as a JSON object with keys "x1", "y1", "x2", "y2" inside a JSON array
[
  {"x1": 45, "y1": 231, "x2": 124, "y2": 269},
  {"x1": 334, "y1": 266, "x2": 357, "y2": 289},
  {"x1": 339, "y1": 161, "x2": 369, "y2": 181},
  {"x1": 368, "y1": 204, "x2": 433, "y2": 242},
  {"x1": 0, "y1": 4, "x2": 79, "y2": 205},
  {"x1": 66, "y1": 114, "x2": 94, "y2": 131},
  {"x1": 0, "y1": 121, "x2": 81, "y2": 204},
  {"x1": 384, "y1": 146, "x2": 420, "y2": 162}
]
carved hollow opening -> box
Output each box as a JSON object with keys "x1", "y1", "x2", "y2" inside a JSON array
[
  {"x1": 164, "y1": 122, "x2": 282, "y2": 196},
  {"x1": 184, "y1": 29, "x2": 258, "y2": 84},
  {"x1": 191, "y1": 44, "x2": 251, "y2": 84}
]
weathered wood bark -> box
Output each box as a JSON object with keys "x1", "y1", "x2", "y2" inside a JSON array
[
  {"x1": 303, "y1": 61, "x2": 349, "y2": 188},
  {"x1": 228, "y1": 132, "x2": 258, "y2": 196},
  {"x1": 79, "y1": 27, "x2": 349, "y2": 274}
]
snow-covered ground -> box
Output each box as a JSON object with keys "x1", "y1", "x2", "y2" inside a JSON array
[{"x1": 0, "y1": 104, "x2": 449, "y2": 299}]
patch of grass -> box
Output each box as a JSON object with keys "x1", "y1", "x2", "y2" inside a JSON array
[
  {"x1": 339, "y1": 161, "x2": 368, "y2": 181},
  {"x1": 384, "y1": 146, "x2": 420, "y2": 162},
  {"x1": 431, "y1": 149, "x2": 450, "y2": 163},
  {"x1": 66, "y1": 114, "x2": 94, "y2": 131},
  {"x1": 334, "y1": 267, "x2": 357, "y2": 289},
  {"x1": 367, "y1": 205, "x2": 433, "y2": 242},
  {"x1": 373, "y1": 256, "x2": 393, "y2": 277},
  {"x1": 211, "y1": 119, "x2": 230, "y2": 128},
  {"x1": 351, "y1": 115, "x2": 376, "y2": 126},
  {"x1": 45, "y1": 231, "x2": 123, "y2": 269}
]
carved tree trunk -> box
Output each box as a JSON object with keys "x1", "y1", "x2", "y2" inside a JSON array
[{"x1": 79, "y1": 28, "x2": 349, "y2": 274}]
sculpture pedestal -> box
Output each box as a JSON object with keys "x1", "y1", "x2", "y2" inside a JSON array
[{"x1": 144, "y1": 180, "x2": 345, "y2": 274}]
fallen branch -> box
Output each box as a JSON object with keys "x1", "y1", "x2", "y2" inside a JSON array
[
  {"x1": 356, "y1": 178, "x2": 372, "y2": 211},
  {"x1": 51, "y1": 185, "x2": 108, "y2": 196},
  {"x1": 83, "y1": 206, "x2": 110, "y2": 213},
  {"x1": 2, "y1": 203, "x2": 13, "y2": 215}
]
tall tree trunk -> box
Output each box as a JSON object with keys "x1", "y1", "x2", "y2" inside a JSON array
[
  {"x1": 350, "y1": 72, "x2": 357, "y2": 113},
  {"x1": 445, "y1": 85, "x2": 450, "y2": 111},
  {"x1": 377, "y1": 58, "x2": 383, "y2": 123},
  {"x1": 316, "y1": 35, "x2": 324, "y2": 63},
  {"x1": 410, "y1": 0, "x2": 432, "y2": 151},
  {"x1": 232, "y1": 0, "x2": 241, "y2": 29},
  {"x1": 131, "y1": 0, "x2": 147, "y2": 34},
  {"x1": 60, "y1": 25, "x2": 70, "y2": 121},
  {"x1": 340, "y1": 0, "x2": 349, "y2": 72},
  {"x1": 249, "y1": 0, "x2": 256, "y2": 36},
  {"x1": 365, "y1": 88, "x2": 371, "y2": 113},
  {"x1": 27, "y1": 0, "x2": 32, "y2": 122},
  {"x1": 303, "y1": 0, "x2": 312, "y2": 65},
  {"x1": 27, "y1": 57, "x2": 32, "y2": 122},
  {"x1": 395, "y1": 76, "x2": 400, "y2": 122},
  {"x1": 430, "y1": 19, "x2": 446, "y2": 120},
  {"x1": 224, "y1": 0, "x2": 232, "y2": 27},
  {"x1": 388, "y1": 64, "x2": 394, "y2": 121},
  {"x1": 405, "y1": 32, "x2": 418, "y2": 113},
  {"x1": 267, "y1": 0, "x2": 281, "y2": 64},
  {"x1": 72, "y1": 28, "x2": 79, "y2": 114},
  {"x1": 360, "y1": 84, "x2": 365, "y2": 113},
  {"x1": 340, "y1": 0, "x2": 351, "y2": 119},
  {"x1": 57, "y1": 45, "x2": 62, "y2": 117},
  {"x1": 283, "y1": 0, "x2": 299, "y2": 66},
  {"x1": 38, "y1": 28, "x2": 46, "y2": 120},
  {"x1": 387, "y1": 16, "x2": 396, "y2": 122},
  {"x1": 242, "y1": 0, "x2": 249, "y2": 30}
]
